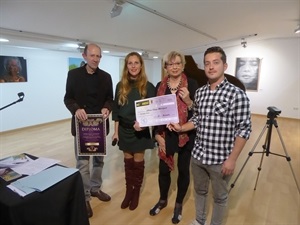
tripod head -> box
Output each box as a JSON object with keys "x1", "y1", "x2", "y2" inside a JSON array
[
  {"x1": 264, "y1": 106, "x2": 282, "y2": 156},
  {"x1": 267, "y1": 106, "x2": 281, "y2": 119},
  {"x1": 0, "y1": 92, "x2": 25, "y2": 111},
  {"x1": 17, "y1": 92, "x2": 25, "y2": 102}
]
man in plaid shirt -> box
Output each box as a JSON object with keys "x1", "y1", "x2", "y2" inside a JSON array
[{"x1": 169, "y1": 46, "x2": 251, "y2": 225}]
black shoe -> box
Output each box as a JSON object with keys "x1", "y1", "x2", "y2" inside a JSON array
[
  {"x1": 149, "y1": 200, "x2": 167, "y2": 216},
  {"x1": 91, "y1": 190, "x2": 111, "y2": 202},
  {"x1": 171, "y1": 205, "x2": 182, "y2": 224},
  {"x1": 86, "y1": 201, "x2": 93, "y2": 218}
]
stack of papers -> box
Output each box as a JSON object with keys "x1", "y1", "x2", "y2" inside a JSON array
[
  {"x1": 0, "y1": 154, "x2": 60, "y2": 182},
  {"x1": 0, "y1": 154, "x2": 33, "y2": 182},
  {"x1": 0, "y1": 153, "x2": 31, "y2": 168},
  {"x1": 8, "y1": 165, "x2": 78, "y2": 197},
  {"x1": 12, "y1": 157, "x2": 60, "y2": 176},
  {"x1": 0, "y1": 154, "x2": 78, "y2": 197}
]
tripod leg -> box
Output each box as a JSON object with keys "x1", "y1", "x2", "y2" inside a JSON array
[
  {"x1": 253, "y1": 148, "x2": 266, "y2": 190},
  {"x1": 253, "y1": 122, "x2": 273, "y2": 190},
  {"x1": 229, "y1": 124, "x2": 268, "y2": 193},
  {"x1": 229, "y1": 154, "x2": 251, "y2": 193},
  {"x1": 275, "y1": 127, "x2": 300, "y2": 194}
]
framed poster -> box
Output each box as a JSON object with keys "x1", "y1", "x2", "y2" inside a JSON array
[
  {"x1": 75, "y1": 114, "x2": 106, "y2": 156},
  {"x1": 0, "y1": 56, "x2": 27, "y2": 83},
  {"x1": 68, "y1": 57, "x2": 85, "y2": 71},
  {"x1": 235, "y1": 57, "x2": 261, "y2": 91}
]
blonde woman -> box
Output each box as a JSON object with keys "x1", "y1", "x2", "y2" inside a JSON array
[
  {"x1": 149, "y1": 51, "x2": 198, "y2": 224},
  {"x1": 112, "y1": 52, "x2": 155, "y2": 210}
]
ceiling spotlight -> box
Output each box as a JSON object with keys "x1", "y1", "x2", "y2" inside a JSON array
[
  {"x1": 65, "y1": 43, "x2": 79, "y2": 48},
  {"x1": 111, "y1": 0, "x2": 126, "y2": 18},
  {"x1": 141, "y1": 51, "x2": 149, "y2": 59},
  {"x1": 241, "y1": 38, "x2": 247, "y2": 48},
  {"x1": 77, "y1": 42, "x2": 86, "y2": 53},
  {"x1": 295, "y1": 25, "x2": 300, "y2": 34},
  {"x1": 0, "y1": 38, "x2": 9, "y2": 42}
]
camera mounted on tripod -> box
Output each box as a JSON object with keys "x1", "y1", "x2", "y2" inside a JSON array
[
  {"x1": 229, "y1": 104, "x2": 300, "y2": 194},
  {"x1": 267, "y1": 106, "x2": 281, "y2": 119}
]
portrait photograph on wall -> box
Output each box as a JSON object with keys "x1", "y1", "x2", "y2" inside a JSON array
[
  {"x1": 68, "y1": 57, "x2": 85, "y2": 71},
  {"x1": 119, "y1": 58, "x2": 124, "y2": 79},
  {"x1": 0, "y1": 56, "x2": 27, "y2": 83},
  {"x1": 235, "y1": 57, "x2": 261, "y2": 91}
]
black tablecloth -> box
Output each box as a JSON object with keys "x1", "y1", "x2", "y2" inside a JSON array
[{"x1": 0, "y1": 164, "x2": 90, "y2": 225}]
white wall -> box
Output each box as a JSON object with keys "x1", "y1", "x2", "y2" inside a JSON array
[
  {"x1": 1, "y1": 37, "x2": 299, "y2": 132},
  {"x1": 0, "y1": 46, "x2": 162, "y2": 132},
  {"x1": 192, "y1": 37, "x2": 300, "y2": 119}
]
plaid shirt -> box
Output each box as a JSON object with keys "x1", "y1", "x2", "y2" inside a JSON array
[{"x1": 190, "y1": 78, "x2": 251, "y2": 165}]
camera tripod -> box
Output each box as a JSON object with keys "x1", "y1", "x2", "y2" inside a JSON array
[
  {"x1": 0, "y1": 92, "x2": 24, "y2": 111},
  {"x1": 229, "y1": 110, "x2": 300, "y2": 194}
]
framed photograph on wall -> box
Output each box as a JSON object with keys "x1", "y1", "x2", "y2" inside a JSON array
[
  {"x1": 119, "y1": 58, "x2": 125, "y2": 79},
  {"x1": 68, "y1": 57, "x2": 85, "y2": 71},
  {"x1": 235, "y1": 57, "x2": 261, "y2": 91},
  {"x1": 0, "y1": 56, "x2": 27, "y2": 83}
]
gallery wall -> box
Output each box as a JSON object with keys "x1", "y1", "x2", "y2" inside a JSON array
[
  {"x1": 0, "y1": 37, "x2": 299, "y2": 132},
  {"x1": 193, "y1": 37, "x2": 300, "y2": 119},
  {"x1": 0, "y1": 46, "x2": 162, "y2": 132}
]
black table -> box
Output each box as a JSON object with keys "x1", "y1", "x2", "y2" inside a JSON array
[{"x1": 0, "y1": 160, "x2": 90, "y2": 225}]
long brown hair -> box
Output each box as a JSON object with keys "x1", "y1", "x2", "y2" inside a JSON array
[{"x1": 118, "y1": 52, "x2": 148, "y2": 106}]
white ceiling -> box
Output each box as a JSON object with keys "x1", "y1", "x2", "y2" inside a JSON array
[{"x1": 0, "y1": 0, "x2": 299, "y2": 58}]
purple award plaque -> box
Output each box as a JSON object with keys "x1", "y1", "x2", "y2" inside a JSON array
[{"x1": 75, "y1": 114, "x2": 106, "y2": 156}]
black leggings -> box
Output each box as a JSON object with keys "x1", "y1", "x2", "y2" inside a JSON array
[{"x1": 158, "y1": 148, "x2": 191, "y2": 204}]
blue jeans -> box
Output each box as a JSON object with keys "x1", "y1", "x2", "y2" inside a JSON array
[
  {"x1": 74, "y1": 138, "x2": 104, "y2": 201},
  {"x1": 191, "y1": 157, "x2": 232, "y2": 225}
]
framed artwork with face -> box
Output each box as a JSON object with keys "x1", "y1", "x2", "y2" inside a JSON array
[
  {"x1": 0, "y1": 56, "x2": 27, "y2": 83},
  {"x1": 235, "y1": 57, "x2": 261, "y2": 91}
]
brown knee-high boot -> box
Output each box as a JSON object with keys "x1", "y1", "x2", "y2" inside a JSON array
[
  {"x1": 129, "y1": 160, "x2": 144, "y2": 210},
  {"x1": 121, "y1": 158, "x2": 134, "y2": 209}
]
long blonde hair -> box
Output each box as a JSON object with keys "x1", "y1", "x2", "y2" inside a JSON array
[{"x1": 118, "y1": 52, "x2": 148, "y2": 106}]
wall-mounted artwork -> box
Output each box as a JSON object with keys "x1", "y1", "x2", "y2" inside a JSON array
[
  {"x1": 235, "y1": 57, "x2": 261, "y2": 91},
  {"x1": 69, "y1": 57, "x2": 85, "y2": 71},
  {"x1": 119, "y1": 58, "x2": 124, "y2": 79},
  {"x1": 0, "y1": 56, "x2": 27, "y2": 83}
]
